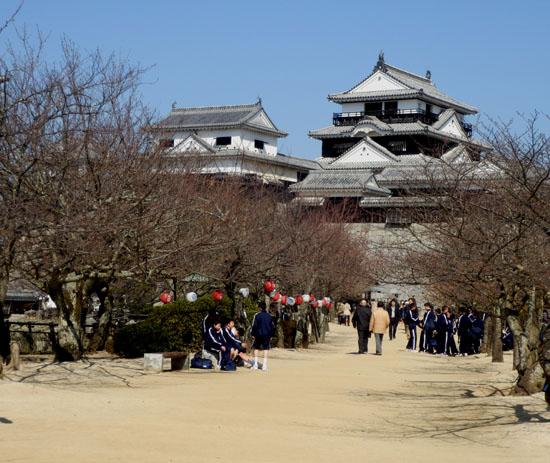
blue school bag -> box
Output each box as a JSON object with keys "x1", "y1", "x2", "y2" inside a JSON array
[
  {"x1": 191, "y1": 354, "x2": 213, "y2": 369},
  {"x1": 221, "y1": 358, "x2": 237, "y2": 371}
]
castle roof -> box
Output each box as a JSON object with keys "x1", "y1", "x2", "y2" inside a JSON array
[
  {"x1": 153, "y1": 102, "x2": 288, "y2": 138},
  {"x1": 328, "y1": 55, "x2": 477, "y2": 115}
]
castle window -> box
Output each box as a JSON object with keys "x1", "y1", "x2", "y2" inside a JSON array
[
  {"x1": 365, "y1": 102, "x2": 382, "y2": 114},
  {"x1": 388, "y1": 140, "x2": 407, "y2": 152},
  {"x1": 254, "y1": 139, "x2": 265, "y2": 150},
  {"x1": 216, "y1": 136, "x2": 231, "y2": 146},
  {"x1": 384, "y1": 101, "x2": 398, "y2": 113},
  {"x1": 159, "y1": 139, "x2": 174, "y2": 148}
]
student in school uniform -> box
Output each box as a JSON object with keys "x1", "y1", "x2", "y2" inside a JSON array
[
  {"x1": 405, "y1": 303, "x2": 419, "y2": 351},
  {"x1": 204, "y1": 320, "x2": 230, "y2": 367},
  {"x1": 251, "y1": 301, "x2": 275, "y2": 371},
  {"x1": 222, "y1": 319, "x2": 255, "y2": 367},
  {"x1": 436, "y1": 307, "x2": 448, "y2": 355},
  {"x1": 420, "y1": 302, "x2": 437, "y2": 354},
  {"x1": 457, "y1": 308, "x2": 472, "y2": 356}
]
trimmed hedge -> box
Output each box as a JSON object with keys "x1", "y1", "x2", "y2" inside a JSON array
[{"x1": 114, "y1": 295, "x2": 235, "y2": 358}]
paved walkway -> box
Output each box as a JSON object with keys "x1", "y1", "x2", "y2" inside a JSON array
[{"x1": 2, "y1": 323, "x2": 549, "y2": 462}]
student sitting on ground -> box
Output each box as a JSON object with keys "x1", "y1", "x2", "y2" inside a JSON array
[{"x1": 222, "y1": 319, "x2": 255, "y2": 367}]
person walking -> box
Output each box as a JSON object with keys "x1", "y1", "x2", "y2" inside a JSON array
[
  {"x1": 386, "y1": 299, "x2": 400, "y2": 340},
  {"x1": 370, "y1": 301, "x2": 391, "y2": 355},
  {"x1": 352, "y1": 299, "x2": 372, "y2": 354},
  {"x1": 342, "y1": 301, "x2": 352, "y2": 326}
]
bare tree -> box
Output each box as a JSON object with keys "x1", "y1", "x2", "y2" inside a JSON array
[{"x1": 377, "y1": 114, "x2": 550, "y2": 394}]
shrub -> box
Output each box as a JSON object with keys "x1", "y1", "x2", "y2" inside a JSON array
[{"x1": 114, "y1": 294, "x2": 233, "y2": 357}]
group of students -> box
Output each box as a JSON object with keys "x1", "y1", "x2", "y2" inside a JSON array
[
  {"x1": 402, "y1": 298, "x2": 486, "y2": 356},
  {"x1": 201, "y1": 301, "x2": 275, "y2": 371}
]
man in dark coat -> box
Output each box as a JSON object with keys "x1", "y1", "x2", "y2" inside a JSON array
[
  {"x1": 352, "y1": 299, "x2": 372, "y2": 354},
  {"x1": 386, "y1": 299, "x2": 401, "y2": 340}
]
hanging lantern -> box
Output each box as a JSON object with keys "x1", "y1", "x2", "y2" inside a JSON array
[
  {"x1": 281, "y1": 295, "x2": 288, "y2": 305},
  {"x1": 309, "y1": 293, "x2": 315, "y2": 302},
  {"x1": 321, "y1": 298, "x2": 327, "y2": 306},
  {"x1": 302, "y1": 294, "x2": 310, "y2": 303},
  {"x1": 271, "y1": 291, "x2": 280, "y2": 302},
  {"x1": 239, "y1": 287, "x2": 250, "y2": 298},
  {"x1": 312, "y1": 300, "x2": 319, "y2": 308},
  {"x1": 287, "y1": 296, "x2": 296, "y2": 306},
  {"x1": 295, "y1": 295, "x2": 303, "y2": 305},
  {"x1": 264, "y1": 281, "x2": 275, "y2": 292},
  {"x1": 213, "y1": 290, "x2": 224, "y2": 301},
  {"x1": 186, "y1": 292, "x2": 198, "y2": 302},
  {"x1": 160, "y1": 292, "x2": 172, "y2": 304}
]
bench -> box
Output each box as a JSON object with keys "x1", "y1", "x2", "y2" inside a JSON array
[{"x1": 143, "y1": 352, "x2": 190, "y2": 373}]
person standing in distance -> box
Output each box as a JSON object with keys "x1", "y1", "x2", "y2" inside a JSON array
[
  {"x1": 251, "y1": 301, "x2": 275, "y2": 371},
  {"x1": 386, "y1": 298, "x2": 400, "y2": 340},
  {"x1": 352, "y1": 299, "x2": 372, "y2": 354},
  {"x1": 370, "y1": 301, "x2": 391, "y2": 355}
]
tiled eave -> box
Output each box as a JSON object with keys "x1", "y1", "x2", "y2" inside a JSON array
[
  {"x1": 151, "y1": 122, "x2": 287, "y2": 138},
  {"x1": 328, "y1": 91, "x2": 477, "y2": 115},
  {"x1": 170, "y1": 148, "x2": 319, "y2": 171}
]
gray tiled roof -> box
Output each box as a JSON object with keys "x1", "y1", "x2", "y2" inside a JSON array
[
  {"x1": 431, "y1": 108, "x2": 456, "y2": 130},
  {"x1": 324, "y1": 137, "x2": 400, "y2": 169},
  {"x1": 309, "y1": 125, "x2": 355, "y2": 138},
  {"x1": 329, "y1": 63, "x2": 477, "y2": 115},
  {"x1": 360, "y1": 196, "x2": 445, "y2": 208},
  {"x1": 289, "y1": 170, "x2": 391, "y2": 195},
  {"x1": 174, "y1": 148, "x2": 319, "y2": 171},
  {"x1": 153, "y1": 102, "x2": 288, "y2": 137},
  {"x1": 310, "y1": 118, "x2": 490, "y2": 150}
]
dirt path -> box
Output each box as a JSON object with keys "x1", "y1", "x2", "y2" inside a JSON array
[{"x1": 2, "y1": 323, "x2": 549, "y2": 462}]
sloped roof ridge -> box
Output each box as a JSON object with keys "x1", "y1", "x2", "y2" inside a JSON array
[
  {"x1": 244, "y1": 107, "x2": 288, "y2": 137},
  {"x1": 327, "y1": 136, "x2": 400, "y2": 167},
  {"x1": 432, "y1": 108, "x2": 457, "y2": 130},
  {"x1": 385, "y1": 63, "x2": 433, "y2": 86},
  {"x1": 172, "y1": 102, "x2": 261, "y2": 113},
  {"x1": 338, "y1": 62, "x2": 428, "y2": 96},
  {"x1": 171, "y1": 133, "x2": 215, "y2": 153}
]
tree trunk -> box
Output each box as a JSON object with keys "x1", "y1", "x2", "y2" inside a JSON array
[
  {"x1": 6, "y1": 341, "x2": 20, "y2": 371},
  {"x1": 87, "y1": 286, "x2": 113, "y2": 352},
  {"x1": 508, "y1": 288, "x2": 545, "y2": 394},
  {"x1": 482, "y1": 313, "x2": 493, "y2": 354},
  {"x1": 491, "y1": 315, "x2": 503, "y2": 362},
  {"x1": 0, "y1": 272, "x2": 11, "y2": 359}
]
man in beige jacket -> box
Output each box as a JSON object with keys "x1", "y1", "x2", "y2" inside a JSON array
[{"x1": 369, "y1": 301, "x2": 391, "y2": 355}]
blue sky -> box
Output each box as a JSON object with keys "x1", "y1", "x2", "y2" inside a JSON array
[{"x1": 2, "y1": 0, "x2": 549, "y2": 159}]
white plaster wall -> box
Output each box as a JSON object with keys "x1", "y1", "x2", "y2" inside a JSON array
[
  {"x1": 353, "y1": 72, "x2": 406, "y2": 92},
  {"x1": 340, "y1": 102, "x2": 365, "y2": 113},
  {"x1": 171, "y1": 128, "x2": 278, "y2": 155},
  {"x1": 397, "y1": 99, "x2": 420, "y2": 110}
]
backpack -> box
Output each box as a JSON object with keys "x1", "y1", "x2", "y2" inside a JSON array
[
  {"x1": 221, "y1": 358, "x2": 237, "y2": 371},
  {"x1": 191, "y1": 353, "x2": 213, "y2": 369}
]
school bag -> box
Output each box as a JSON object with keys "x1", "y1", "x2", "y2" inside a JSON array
[
  {"x1": 220, "y1": 357, "x2": 237, "y2": 371},
  {"x1": 191, "y1": 353, "x2": 213, "y2": 369}
]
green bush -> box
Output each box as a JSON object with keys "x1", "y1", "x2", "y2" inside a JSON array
[{"x1": 114, "y1": 295, "x2": 233, "y2": 358}]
